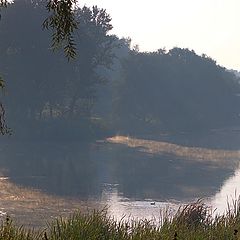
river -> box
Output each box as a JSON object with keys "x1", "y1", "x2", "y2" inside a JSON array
[{"x1": 0, "y1": 132, "x2": 239, "y2": 227}]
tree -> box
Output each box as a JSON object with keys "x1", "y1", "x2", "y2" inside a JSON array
[
  {"x1": 0, "y1": 0, "x2": 116, "y2": 139},
  {"x1": 113, "y1": 48, "x2": 240, "y2": 134},
  {"x1": 0, "y1": 0, "x2": 79, "y2": 135},
  {"x1": 64, "y1": 6, "x2": 115, "y2": 119},
  {"x1": 0, "y1": 0, "x2": 78, "y2": 59}
]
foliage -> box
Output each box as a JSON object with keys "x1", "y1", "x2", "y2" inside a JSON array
[
  {"x1": 0, "y1": 0, "x2": 116, "y2": 139},
  {"x1": 0, "y1": 0, "x2": 78, "y2": 59},
  {"x1": 0, "y1": 0, "x2": 9, "y2": 135},
  {"x1": 0, "y1": 103, "x2": 10, "y2": 135},
  {"x1": 0, "y1": 0, "x2": 79, "y2": 136},
  {"x1": 0, "y1": 217, "x2": 40, "y2": 240},
  {"x1": 0, "y1": 75, "x2": 10, "y2": 135},
  {"x1": 0, "y1": 0, "x2": 8, "y2": 9},
  {"x1": 43, "y1": 0, "x2": 78, "y2": 60},
  {"x1": 113, "y1": 48, "x2": 240, "y2": 134},
  {"x1": 0, "y1": 76, "x2": 4, "y2": 89},
  {"x1": 1, "y1": 0, "x2": 240, "y2": 138}
]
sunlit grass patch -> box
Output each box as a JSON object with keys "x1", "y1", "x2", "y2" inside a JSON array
[{"x1": 107, "y1": 135, "x2": 240, "y2": 168}]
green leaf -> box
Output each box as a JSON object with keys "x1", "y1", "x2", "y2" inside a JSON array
[{"x1": 44, "y1": 0, "x2": 78, "y2": 60}]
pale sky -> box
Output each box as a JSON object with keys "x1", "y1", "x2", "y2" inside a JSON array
[{"x1": 80, "y1": 0, "x2": 240, "y2": 70}]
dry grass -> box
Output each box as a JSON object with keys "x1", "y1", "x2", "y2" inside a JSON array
[{"x1": 107, "y1": 135, "x2": 240, "y2": 168}]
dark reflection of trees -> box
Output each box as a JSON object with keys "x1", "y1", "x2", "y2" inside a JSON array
[
  {"x1": 110, "y1": 145, "x2": 233, "y2": 200},
  {"x1": 0, "y1": 142, "x2": 102, "y2": 198},
  {"x1": 0, "y1": 141, "x2": 234, "y2": 201}
]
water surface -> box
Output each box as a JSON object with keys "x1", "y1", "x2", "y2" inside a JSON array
[{"x1": 0, "y1": 132, "x2": 239, "y2": 226}]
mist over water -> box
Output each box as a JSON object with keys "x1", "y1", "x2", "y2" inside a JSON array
[
  {"x1": 1, "y1": 0, "x2": 240, "y2": 229},
  {"x1": 211, "y1": 164, "x2": 240, "y2": 215},
  {"x1": 0, "y1": 131, "x2": 239, "y2": 226}
]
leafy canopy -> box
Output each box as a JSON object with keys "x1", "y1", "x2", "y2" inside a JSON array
[
  {"x1": 0, "y1": 0, "x2": 78, "y2": 59},
  {"x1": 0, "y1": 0, "x2": 79, "y2": 135}
]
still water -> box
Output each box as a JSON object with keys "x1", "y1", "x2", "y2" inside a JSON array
[{"x1": 0, "y1": 132, "x2": 240, "y2": 227}]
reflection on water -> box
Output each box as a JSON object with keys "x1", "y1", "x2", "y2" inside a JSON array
[
  {"x1": 101, "y1": 183, "x2": 180, "y2": 221},
  {"x1": 0, "y1": 133, "x2": 239, "y2": 226},
  {"x1": 211, "y1": 163, "x2": 240, "y2": 215}
]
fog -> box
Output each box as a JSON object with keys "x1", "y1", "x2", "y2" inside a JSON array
[{"x1": 0, "y1": 0, "x2": 240, "y2": 227}]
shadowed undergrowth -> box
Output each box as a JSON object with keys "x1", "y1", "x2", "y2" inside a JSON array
[{"x1": 2, "y1": 200, "x2": 240, "y2": 239}]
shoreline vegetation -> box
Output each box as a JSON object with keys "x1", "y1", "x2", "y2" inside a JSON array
[
  {"x1": 1, "y1": 1, "x2": 240, "y2": 144},
  {"x1": 2, "y1": 200, "x2": 240, "y2": 240},
  {"x1": 107, "y1": 135, "x2": 240, "y2": 169}
]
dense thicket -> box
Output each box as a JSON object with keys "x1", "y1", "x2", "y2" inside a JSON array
[
  {"x1": 111, "y1": 48, "x2": 240, "y2": 134},
  {"x1": 0, "y1": 0, "x2": 117, "y2": 140},
  {"x1": 0, "y1": 0, "x2": 239, "y2": 140}
]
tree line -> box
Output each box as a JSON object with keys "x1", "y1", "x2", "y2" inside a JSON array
[
  {"x1": 112, "y1": 48, "x2": 240, "y2": 134},
  {"x1": 0, "y1": 0, "x2": 240, "y2": 140}
]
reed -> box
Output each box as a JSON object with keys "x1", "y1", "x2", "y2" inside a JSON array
[{"x1": 3, "y1": 199, "x2": 240, "y2": 239}]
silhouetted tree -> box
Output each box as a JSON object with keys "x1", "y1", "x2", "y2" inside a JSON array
[
  {"x1": 0, "y1": 0, "x2": 79, "y2": 135},
  {"x1": 64, "y1": 6, "x2": 115, "y2": 119},
  {"x1": 0, "y1": 0, "x2": 78, "y2": 59},
  {"x1": 0, "y1": 0, "x2": 116, "y2": 139}
]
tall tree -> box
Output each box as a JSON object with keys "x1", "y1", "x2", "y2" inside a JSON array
[
  {"x1": 65, "y1": 6, "x2": 115, "y2": 119},
  {"x1": 0, "y1": 0, "x2": 78, "y2": 59},
  {"x1": 0, "y1": 0, "x2": 116, "y2": 139},
  {"x1": 0, "y1": 0, "x2": 79, "y2": 135}
]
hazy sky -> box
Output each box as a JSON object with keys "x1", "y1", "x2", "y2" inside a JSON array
[{"x1": 80, "y1": 0, "x2": 240, "y2": 70}]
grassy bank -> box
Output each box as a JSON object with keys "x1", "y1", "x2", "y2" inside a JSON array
[{"x1": 2, "y1": 201, "x2": 240, "y2": 240}]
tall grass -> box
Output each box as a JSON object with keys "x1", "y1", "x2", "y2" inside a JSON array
[
  {"x1": 0, "y1": 217, "x2": 41, "y2": 240},
  {"x1": 3, "y1": 200, "x2": 240, "y2": 239}
]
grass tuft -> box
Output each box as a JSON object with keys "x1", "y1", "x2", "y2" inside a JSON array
[{"x1": 3, "y1": 199, "x2": 240, "y2": 239}]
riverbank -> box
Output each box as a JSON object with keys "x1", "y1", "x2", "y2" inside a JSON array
[
  {"x1": 2, "y1": 200, "x2": 240, "y2": 240},
  {"x1": 107, "y1": 135, "x2": 240, "y2": 169}
]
